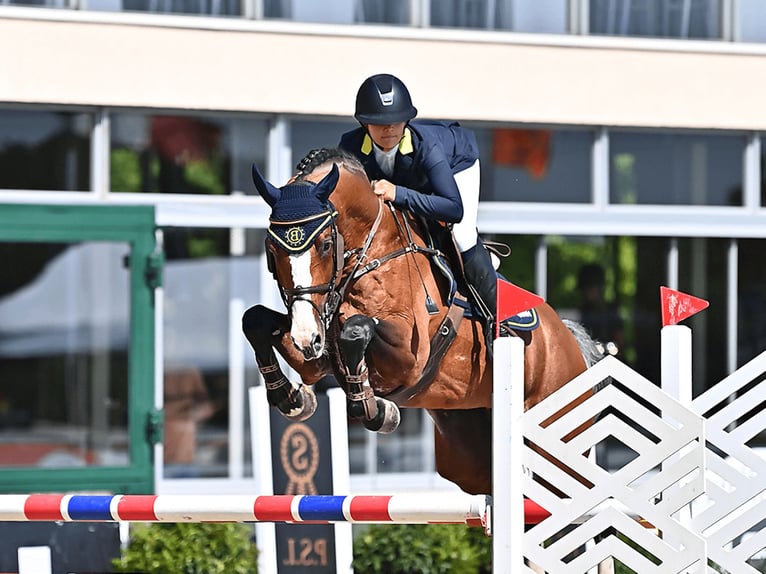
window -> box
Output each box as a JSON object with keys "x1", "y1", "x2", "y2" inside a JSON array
[
  {"x1": 542, "y1": 233, "x2": 734, "y2": 394},
  {"x1": 161, "y1": 228, "x2": 259, "y2": 479},
  {"x1": 738, "y1": 0, "x2": 766, "y2": 42},
  {"x1": 761, "y1": 133, "x2": 766, "y2": 207},
  {"x1": 430, "y1": 0, "x2": 493, "y2": 28},
  {"x1": 291, "y1": 118, "x2": 358, "y2": 167},
  {"x1": 3, "y1": 1, "x2": 55, "y2": 7},
  {"x1": 0, "y1": 242, "x2": 131, "y2": 469},
  {"x1": 110, "y1": 112, "x2": 269, "y2": 196},
  {"x1": 88, "y1": 0, "x2": 242, "y2": 16},
  {"x1": 610, "y1": 131, "x2": 745, "y2": 205},
  {"x1": 357, "y1": 0, "x2": 411, "y2": 24},
  {"x1": 264, "y1": 0, "x2": 355, "y2": 23},
  {"x1": 0, "y1": 109, "x2": 92, "y2": 192},
  {"x1": 429, "y1": 0, "x2": 567, "y2": 31},
  {"x1": 476, "y1": 127, "x2": 593, "y2": 203},
  {"x1": 676, "y1": 237, "x2": 728, "y2": 394},
  {"x1": 506, "y1": 0, "x2": 568, "y2": 33},
  {"x1": 429, "y1": 0, "x2": 569, "y2": 31},
  {"x1": 737, "y1": 239, "x2": 766, "y2": 367},
  {"x1": 589, "y1": 0, "x2": 721, "y2": 39},
  {"x1": 541, "y1": 235, "x2": 633, "y2": 362}
]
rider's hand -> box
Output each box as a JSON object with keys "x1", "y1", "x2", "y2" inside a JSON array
[{"x1": 372, "y1": 179, "x2": 396, "y2": 202}]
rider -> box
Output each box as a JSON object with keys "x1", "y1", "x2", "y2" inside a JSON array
[{"x1": 338, "y1": 73, "x2": 498, "y2": 350}]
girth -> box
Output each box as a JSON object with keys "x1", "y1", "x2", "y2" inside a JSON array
[{"x1": 382, "y1": 298, "x2": 466, "y2": 407}]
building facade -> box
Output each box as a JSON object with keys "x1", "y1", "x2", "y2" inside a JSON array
[{"x1": 1, "y1": 0, "x2": 765, "y2": 494}]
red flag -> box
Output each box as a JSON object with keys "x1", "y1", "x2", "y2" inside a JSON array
[
  {"x1": 496, "y1": 278, "x2": 545, "y2": 338},
  {"x1": 660, "y1": 286, "x2": 709, "y2": 327}
]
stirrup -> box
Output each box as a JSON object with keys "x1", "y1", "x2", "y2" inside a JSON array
[{"x1": 498, "y1": 319, "x2": 517, "y2": 337}]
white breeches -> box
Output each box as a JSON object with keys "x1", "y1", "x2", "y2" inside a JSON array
[{"x1": 452, "y1": 159, "x2": 481, "y2": 253}]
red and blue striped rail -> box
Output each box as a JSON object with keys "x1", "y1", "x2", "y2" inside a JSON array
[
  {"x1": 0, "y1": 493, "x2": 498, "y2": 525},
  {"x1": 1, "y1": 494, "x2": 631, "y2": 527}
]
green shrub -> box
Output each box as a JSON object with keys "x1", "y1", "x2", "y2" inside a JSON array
[
  {"x1": 352, "y1": 523, "x2": 491, "y2": 573},
  {"x1": 112, "y1": 522, "x2": 259, "y2": 574}
]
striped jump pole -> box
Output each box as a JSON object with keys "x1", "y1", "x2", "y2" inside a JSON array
[{"x1": 0, "y1": 493, "x2": 490, "y2": 525}]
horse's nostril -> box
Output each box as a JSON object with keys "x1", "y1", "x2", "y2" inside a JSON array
[{"x1": 312, "y1": 333, "x2": 323, "y2": 352}]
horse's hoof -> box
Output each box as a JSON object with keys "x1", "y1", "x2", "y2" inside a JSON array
[
  {"x1": 281, "y1": 384, "x2": 317, "y2": 422},
  {"x1": 363, "y1": 398, "x2": 400, "y2": 434}
]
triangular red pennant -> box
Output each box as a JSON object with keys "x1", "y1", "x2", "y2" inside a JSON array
[
  {"x1": 660, "y1": 286, "x2": 709, "y2": 327},
  {"x1": 524, "y1": 499, "x2": 552, "y2": 525},
  {"x1": 496, "y1": 278, "x2": 545, "y2": 337}
]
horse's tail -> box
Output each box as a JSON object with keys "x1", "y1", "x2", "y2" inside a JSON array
[{"x1": 562, "y1": 319, "x2": 604, "y2": 368}]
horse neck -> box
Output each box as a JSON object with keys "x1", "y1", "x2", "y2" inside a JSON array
[
  {"x1": 333, "y1": 172, "x2": 393, "y2": 248},
  {"x1": 332, "y1": 174, "x2": 452, "y2": 333}
]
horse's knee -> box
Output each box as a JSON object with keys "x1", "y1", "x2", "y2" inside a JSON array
[
  {"x1": 339, "y1": 315, "x2": 375, "y2": 368},
  {"x1": 242, "y1": 304, "x2": 265, "y2": 336},
  {"x1": 340, "y1": 314, "x2": 376, "y2": 343},
  {"x1": 242, "y1": 305, "x2": 283, "y2": 343}
]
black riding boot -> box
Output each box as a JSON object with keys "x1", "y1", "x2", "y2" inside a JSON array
[{"x1": 463, "y1": 239, "x2": 498, "y2": 358}]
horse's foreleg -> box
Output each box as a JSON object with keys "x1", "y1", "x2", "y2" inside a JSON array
[
  {"x1": 242, "y1": 304, "x2": 317, "y2": 421},
  {"x1": 338, "y1": 315, "x2": 400, "y2": 434}
]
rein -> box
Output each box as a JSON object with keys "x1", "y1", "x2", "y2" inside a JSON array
[
  {"x1": 286, "y1": 197, "x2": 443, "y2": 331},
  {"x1": 350, "y1": 203, "x2": 442, "y2": 280}
]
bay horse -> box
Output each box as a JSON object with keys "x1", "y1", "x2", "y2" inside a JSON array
[{"x1": 242, "y1": 148, "x2": 598, "y2": 496}]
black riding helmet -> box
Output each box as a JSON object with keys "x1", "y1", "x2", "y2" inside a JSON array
[{"x1": 354, "y1": 74, "x2": 418, "y2": 125}]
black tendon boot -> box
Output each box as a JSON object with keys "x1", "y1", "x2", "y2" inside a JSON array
[{"x1": 462, "y1": 239, "x2": 498, "y2": 358}]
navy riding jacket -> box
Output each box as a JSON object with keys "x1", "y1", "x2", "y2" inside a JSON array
[{"x1": 338, "y1": 120, "x2": 479, "y2": 224}]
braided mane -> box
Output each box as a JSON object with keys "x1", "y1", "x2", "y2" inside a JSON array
[{"x1": 294, "y1": 148, "x2": 366, "y2": 181}]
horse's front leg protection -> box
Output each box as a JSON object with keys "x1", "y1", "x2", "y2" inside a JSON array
[
  {"x1": 242, "y1": 304, "x2": 317, "y2": 421},
  {"x1": 338, "y1": 315, "x2": 400, "y2": 434},
  {"x1": 338, "y1": 315, "x2": 377, "y2": 419}
]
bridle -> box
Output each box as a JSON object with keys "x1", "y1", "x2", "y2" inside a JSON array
[
  {"x1": 267, "y1": 196, "x2": 442, "y2": 334},
  {"x1": 267, "y1": 205, "x2": 346, "y2": 333}
]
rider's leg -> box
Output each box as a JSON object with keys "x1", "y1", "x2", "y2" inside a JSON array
[
  {"x1": 452, "y1": 160, "x2": 481, "y2": 254},
  {"x1": 452, "y1": 160, "x2": 497, "y2": 352},
  {"x1": 461, "y1": 238, "x2": 497, "y2": 324}
]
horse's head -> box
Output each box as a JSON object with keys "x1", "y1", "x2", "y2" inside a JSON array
[{"x1": 253, "y1": 161, "x2": 343, "y2": 360}]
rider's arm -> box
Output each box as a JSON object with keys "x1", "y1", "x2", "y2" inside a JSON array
[{"x1": 390, "y1": 154, "x2": 464, "y2": 223}]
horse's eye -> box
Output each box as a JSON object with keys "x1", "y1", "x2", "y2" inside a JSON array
[{"x1": 319, "y1": 238, "x2": 333, "y2": 256}]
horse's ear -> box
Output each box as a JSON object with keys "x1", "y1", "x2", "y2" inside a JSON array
[
  {"x1": 314, "y1": 163, "x2": 340, "y2": 202},
  {"x1": 251, "y1": 163, "x2": 281, "y2": 207}
]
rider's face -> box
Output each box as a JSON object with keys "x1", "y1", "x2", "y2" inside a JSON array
[{"x1": 366, "y1": 122, "x2": 406, "y2": 152}]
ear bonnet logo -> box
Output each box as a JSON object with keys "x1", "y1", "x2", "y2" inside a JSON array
[{"x1": 284, "y1": 226, "x2": 306, "y2": 247}]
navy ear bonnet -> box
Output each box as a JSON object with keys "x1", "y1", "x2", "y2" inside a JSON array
[
  {"x1": 252, "y1": 163, "x2": 340, "y2": 254},
  {"x1": 268, "y1": 183, "x2": 338, "y2": 253}
]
